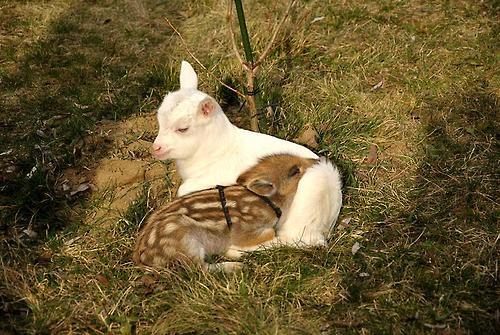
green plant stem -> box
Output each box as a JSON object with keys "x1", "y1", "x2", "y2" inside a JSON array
[{"x1": 234, "y1": 0, "x2": 254, "y2": 65}]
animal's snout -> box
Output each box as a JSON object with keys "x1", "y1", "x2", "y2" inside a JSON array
[
  {"x1": 152, "y1": 143, "x2": 163, "y2": 153},
  {"x1": 152, "y1": 142, "x2": 170, "y2": 158}
]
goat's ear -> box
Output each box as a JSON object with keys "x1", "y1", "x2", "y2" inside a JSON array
[
  {"x1": 180, "y1": 61, "x2": 198, "y2": 89},
  {"x1": 246, "y1": 178, "x2": 277, "y2": 197},
  {"x1": 198, "y1": 97, "x2": 216, "y2": 117}
]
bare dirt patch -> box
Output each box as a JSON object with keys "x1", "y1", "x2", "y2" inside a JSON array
[{"x1": 59, "y1": 113, "x2": 176, "y2": 226}]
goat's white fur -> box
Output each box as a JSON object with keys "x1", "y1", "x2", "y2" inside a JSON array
[
  {"x1": 277, "y1": 158, "x2": 342, "y2": 245},
  {"x1": 179, "y1": 61, "x2": 198, "y2": 90},
  {"x1": 153, "y1": 61, "x2": 342, "y2": 246}
]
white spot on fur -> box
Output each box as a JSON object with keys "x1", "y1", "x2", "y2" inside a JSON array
[
  {"x1": 225, "y1": 200, "x2": 237, "y2": 208},
  {"x1": 147, "y1": 232, "x2": 156, "y2": 246},
  {"x1": 195, "y1": 219, "x2": 225, "y2": 230},
  {"x1": 191, "y1": 201, "x2": 219, "y2": 210},
  {"x1": 162, "y1": 223, "x2": 179, "y2": 235},
  {"x1": 176, "y1": 207, "x2": 188, "y2": 215}
]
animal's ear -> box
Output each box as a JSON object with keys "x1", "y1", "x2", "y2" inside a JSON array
[
  {"x1": 198, "y1": 97, "x2": 216, "y2": 117},
  {"x1": 246, "y1": 178, "x2": 277, "y2": 197},
  {"x1": 180, "y1": 61, "x2": 198, "y2": 89}
]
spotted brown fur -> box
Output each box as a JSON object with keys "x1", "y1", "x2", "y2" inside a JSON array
[{"x1": 133, "y1": 154, "x2": 317, "y2": 271}]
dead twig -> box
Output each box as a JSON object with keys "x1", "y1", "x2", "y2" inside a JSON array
[
  {"x1": 254, "y1": 0, "x2": 297, "y2": 68},
  {"x1": 164, "y1": 17, "x2": 245, "y2": 98}
]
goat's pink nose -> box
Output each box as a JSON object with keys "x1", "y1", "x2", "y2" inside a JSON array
[{"x1": 152, "y1": 143, "x2": 162, "y2": 153}]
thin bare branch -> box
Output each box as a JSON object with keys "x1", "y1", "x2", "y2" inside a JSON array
[
  {"x1": 254, "y1": 0, "x2": 297, "y2": 68},
  {"x1": 165, "y1": 17, "x2": 245, "y2": 98}
]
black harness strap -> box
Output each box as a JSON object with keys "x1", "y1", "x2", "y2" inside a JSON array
[
  {"x1": 216, "y1": 185, "x2": 233, "y2": 229},
  {"x1": 215, "y1": 185, "x2": 282, "y2": 230},
  {"x1": 247, "y1": 190, "x2": 282, "y2": 219}
]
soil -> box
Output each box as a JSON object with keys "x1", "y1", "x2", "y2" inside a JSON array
[{"x1": 59, "y1": 113, "x2": 177, "y2": 226}]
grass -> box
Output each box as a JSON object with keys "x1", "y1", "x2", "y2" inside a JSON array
[{"x1": 1, "y1": 0, "x2": 498, "y2": 333}]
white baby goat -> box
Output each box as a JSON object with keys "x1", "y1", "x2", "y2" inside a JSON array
[{"x1": 152, "y1": 61, "x2": 342, "y2": 246}]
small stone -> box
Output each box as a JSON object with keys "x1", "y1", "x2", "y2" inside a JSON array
[{"x1": 351, "y1": 242, "x2": 361, "y2": 255}]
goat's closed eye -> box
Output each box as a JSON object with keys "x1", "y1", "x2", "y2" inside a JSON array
[{"x1": 176, "y1": 127, "x2": 189, "y2": 133}]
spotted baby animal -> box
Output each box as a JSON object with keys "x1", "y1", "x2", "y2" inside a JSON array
[{"x1": 133, "y1": 154, "x2": 317, "y2": 272}]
